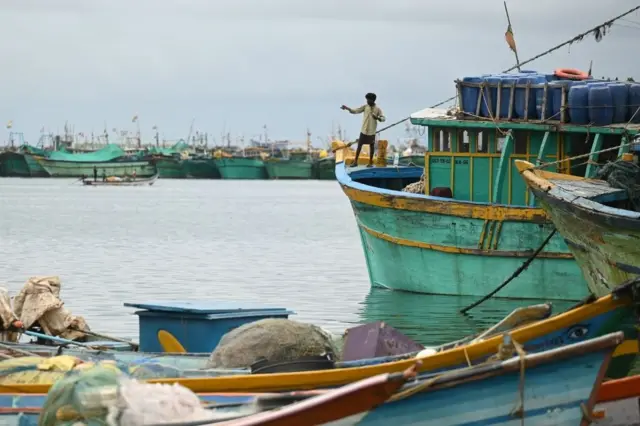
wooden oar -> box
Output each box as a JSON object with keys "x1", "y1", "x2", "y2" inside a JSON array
[
  {"x1": 72, "y1": 328, "x2": 139, "y2": 350},
  {"x1": 22, "y1": 330, "x2": 102, "y2": 349}
]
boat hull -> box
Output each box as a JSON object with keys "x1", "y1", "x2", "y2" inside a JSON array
[
  {"x1": 184, "y1": 158, "x2": 220, "y2": 179},
  {"x1": 215, "y1": 158, "x2": 266, "y2": 179},
  {"x1": 82, "y1": 174, "x2": 159, "y2": 186},
  {"x1": 398, "y1": 154, "x2": 425, "y2": 167},
  {"x1": 33, "y1": 157, "x2": 157, "y2": 178},
  {"x1": 0, "y1": 152, "x2": 30, "y2": 177},
  {"x1": 314, "y1": 158, "x2": 336, "y2": 180},
  {"x1": 265, "y1": 159, "x2": 313, "y2": 179},
  {"x1": 22, "y1": 154, "x2": 49, "y2": 177},
  {"x1": 337, "y1": 162, "x2": 586, "y2": 301},
  {"x1": 155, "y1": 157, "x2": 187, "y2": 179},
  {"x1": 530, "y1": 185, "x2": 640, "y2": 298}
]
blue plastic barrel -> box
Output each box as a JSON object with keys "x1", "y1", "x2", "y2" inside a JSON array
[
  {"x1": 461, "y1": 77, "x2": 483, "y2": 116},
  {"x1": 588, "y1": 85, "x2": 614, "y2": 126},
  {"x1": 608, "y1": 83, "x2": 629, "y2": 123},
  {"x1": 628, "y1": 84, "x2": 640, "y2": 123},
  {"x1": 568, "y1": 85, "x2": 589, "y2": 124},
  {"x1": 481, "y1": 77, "x2": 501, "y2": 117},
  {"x1": 499, "y1": 77, "x2": 517, "y2": 118},
  {"x1": 514, "y1": 76, "x2": 537, "y2": 119},
  {"x1": 534, "y1": 76, "x2": 553, "y2": 119}
]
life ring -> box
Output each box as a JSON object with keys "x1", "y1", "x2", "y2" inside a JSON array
[{"x1": 554, "y1": 68, "x2": 589, "y2": 80}]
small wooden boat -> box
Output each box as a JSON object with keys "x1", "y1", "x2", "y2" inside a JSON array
[
  {"x1": 82, "y1": 173, "x2": 158, "y2": 186},
  {"x1": 516, "y1": 158, "x2": 640, "y2": 297},
  {"x1": 2, "y1": 279, "x2": 638, "y2": 394},
  {"x1": 0, "y1": 334, "x2": 623, "y2": 425}
]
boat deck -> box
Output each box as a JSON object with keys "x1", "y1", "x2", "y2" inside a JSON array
[{"x1": 549, "y1": 178, "x2": 628, "y2": 204}]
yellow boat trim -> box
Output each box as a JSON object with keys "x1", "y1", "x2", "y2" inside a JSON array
[
  {"x1": 0, "y1": 293, "x2": 627, "y2": 394},
  {"x1": 612, "y1": 339, "x2": 639, "y2": 357},
  {"x1": 358, "y1": 221, "x2": 573, "y2": 259},
  {"x1": 341, "y1": 185, "x2": 549, "y2": 223}
]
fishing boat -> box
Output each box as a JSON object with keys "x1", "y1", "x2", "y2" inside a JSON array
[
  {"x1": 313, "y1": 156, "x2": 336, "y2": 180},
  {"x1": 516, "y1": 156, "x2": 640, "y2": 298},
  {"x1": 215, "y1": 156, "x2": 267, "y2": 179},
  {"x1": 32, "y1": 144, "x2": 156, "y2": 178},
  {"x1": 594, "y1": 374, "x2": 640, "y2": 425},
  {"x1": 3, "y1": 278, "x2": 638, "y2": 394},
  {"x1": 264, "y1": 156, "x2": 314, "y2": 180},
  {"x1": 336, "y1": 72, "x2": 640, "y2": 301},
  {"x1": 0, "y1": 334, "x2": 623, "y2": 425},
  {"x1": 81, "y1": 173, "x2": 159, "y2": 186}
]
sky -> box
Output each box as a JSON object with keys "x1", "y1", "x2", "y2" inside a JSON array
[{"x1": 1, "y1": 0, "x2": 639, "y2": 148}]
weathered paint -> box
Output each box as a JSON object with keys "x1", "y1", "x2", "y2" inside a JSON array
[
  {"x1": 518, "y1": 160, "x2": 640, "y2": 297},
  {"x1": 338, "y1": 162, "x2": 586, "y2": 300}
]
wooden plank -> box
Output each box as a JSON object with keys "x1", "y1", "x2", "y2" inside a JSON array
[
  {"x1": 585, "y1": 134, "x2": 603, "y2": 178},
  {"x1": 492, "y1": 132, "x2": 514, "y2": 203}
]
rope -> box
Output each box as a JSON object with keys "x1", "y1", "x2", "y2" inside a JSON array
[
  {"x1": 376, "y1": 5, "x2": 640, "y2": 135},
  {"x1": 460, "y1": 229, "x2": 557, "y2": 314}
]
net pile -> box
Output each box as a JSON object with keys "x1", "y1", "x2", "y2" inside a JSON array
[
  {"x1": 596, "y1": 159, "x2": 640, "y2": 210},
  {"x1": 402, "y1": 173, "x2": 426, "y2": 194},
  {"x1": 207, "y1": 318, "x2": 340, "y2": 369}
]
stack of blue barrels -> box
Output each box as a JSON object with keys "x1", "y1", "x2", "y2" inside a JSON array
[{"x1": 460, "y1": 70, "x2": 640, "y2": 126}]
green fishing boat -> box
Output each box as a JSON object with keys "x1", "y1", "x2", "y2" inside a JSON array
[
  {"x1": 0, "y1": 151, "x2": 30, "y2": 177},
  {"x1": 264, "y1": 157, "x2": 313, "y2": 179},
  {"x1": 313, "y1": 157, "x2": 336, "y2": 180},
  {"x1": 33, "y1": 144, "x2": 156, "y2": 178},
  {"x1": 214, "y1": 156, "x2": 266, "y2": 179},
  {"x1": 334, "y1": 70, "x2": 628, "y2": 301},
  {"x1": 184, "y1": 157, "x2": 220, "y2": 179},
  {"x1": 155, "y1": 156, "x2": 187, "y2": 179}
]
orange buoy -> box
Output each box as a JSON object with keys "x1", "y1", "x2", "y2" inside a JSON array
[{"x1": 554, "y1": 68, "x2": 589, "y2": 80}]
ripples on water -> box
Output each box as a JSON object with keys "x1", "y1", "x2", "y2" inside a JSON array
[{"x1": 0, "y1": 178, "x2": 572, "y2": 345}]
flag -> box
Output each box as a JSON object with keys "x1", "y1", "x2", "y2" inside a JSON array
[
  {"x1": 505, "y1": 24, "x2": 517, "y2": 53},
  {"x1": 6, "y1": 120, "x2": 12, "y2": 129},
  {"x1": 132, "y1": 115, "x2": 138, "y2": 123}
]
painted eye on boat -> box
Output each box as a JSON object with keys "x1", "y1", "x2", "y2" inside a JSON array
[{"x1": 567, "y1": 325, "x2": 589, "y2": 340}]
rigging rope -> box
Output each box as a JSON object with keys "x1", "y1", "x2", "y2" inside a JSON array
[{"x1": 377, "y1": 4, "x2": 640, "y2": 135}]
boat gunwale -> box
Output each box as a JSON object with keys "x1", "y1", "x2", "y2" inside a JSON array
[{"x1": 336, "y1": 161, "x2": 549, "y2": 223}]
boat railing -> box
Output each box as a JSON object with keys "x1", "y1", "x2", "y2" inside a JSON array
[{"x1": 456, "y1": 80, "x2": 570, "y2": 123}]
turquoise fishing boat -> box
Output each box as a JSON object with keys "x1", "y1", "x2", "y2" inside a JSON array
[
  {"x1": 518, "y1": 155, "x2": 640, "y2": 298},
  {"x1": 33, "y1": 144, "x2": 156, "y2": 178},
  {"x1": 337, "y1": 71, "x2": 640, "y2": 301}
]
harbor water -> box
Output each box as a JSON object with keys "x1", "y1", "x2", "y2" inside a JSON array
[{"x1": 0, "y1": 178, "x2": 575, "y2": 345}]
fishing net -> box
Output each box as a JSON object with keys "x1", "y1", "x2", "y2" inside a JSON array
[
  {"x1": 402, "y1": 174, "x2": 426, "y2": 194},
  {"x1": 39, "y1": 363, "x2": 233, "y2": 426},
  {"x1": 0, "y1": 355, "x2": 83, "y2": 386},
  {"x1": 596, "y1": 159, "x2": 640, "y2": 210},
  {"x1": 206, "y1": 318, "x2": 340, "y2": 369}
]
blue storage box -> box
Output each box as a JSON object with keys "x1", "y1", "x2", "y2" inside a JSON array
[{"x1": 124, "y1": 301, "x2": 295, "y2": 353}]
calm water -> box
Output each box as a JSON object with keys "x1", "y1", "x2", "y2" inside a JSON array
[{"x1": 0, "y1": 178, "x2": 574, "y2": 345}]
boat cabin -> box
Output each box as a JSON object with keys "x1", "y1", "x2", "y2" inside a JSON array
[{"x1": 349, "y1": 74, "x2": 640, "y2": 208}]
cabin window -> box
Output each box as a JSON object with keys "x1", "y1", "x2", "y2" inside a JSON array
[
  {"x1": 432, "y1": 129, "x2": 452, "y2": 152},
  {"x1": 457, "y1": 130, "x2": 470, "y2": 153},
  {"x1": 513, "y1": 131, "x2": 528, "y2": 154},
  {"x1": 477, "y1": 131, "x2": 487, "y2": 153}
]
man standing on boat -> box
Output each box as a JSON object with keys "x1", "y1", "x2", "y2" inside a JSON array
[
  {"x1": 341, "y1": 93, "x2": 385, "y2": 167},
  {"x1": 93, "y1": 165, "x2": 97, "y2": 182}
]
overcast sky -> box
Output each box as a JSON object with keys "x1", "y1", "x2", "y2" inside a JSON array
[{"x1": 1, "y1": 0, "x2": 639, "y2": 147}]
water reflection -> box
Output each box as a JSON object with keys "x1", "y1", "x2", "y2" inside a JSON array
[{"x1": 359, "y1": 288, "x2": 576, "y2": 345}]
